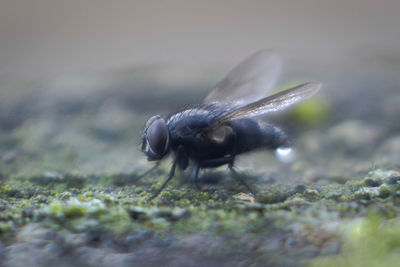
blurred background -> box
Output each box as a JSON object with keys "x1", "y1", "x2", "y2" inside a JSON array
[
  {"x1": 1, "y1": 0, "x2": 400, "y2": 176},
  {"x1": 1, "y1": 0, "x2": 400, "y2": 78}
]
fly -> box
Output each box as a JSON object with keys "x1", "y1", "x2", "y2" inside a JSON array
[{"x1": 140, "y1": 50, "x2": 322, "y2": 201}]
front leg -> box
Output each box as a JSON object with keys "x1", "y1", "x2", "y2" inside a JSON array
[
  {"x1": 135, "y1": 161, "x2": 160, "y2": 181},
  {"x1": 147, "y1": 146, "x2": 183, "y2": 201},
  {"x1": 147, "y1": 158, "x2": 177, "y2": 201}
]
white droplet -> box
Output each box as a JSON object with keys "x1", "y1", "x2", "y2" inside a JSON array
[{"x1": 275, "y1": 147, "x2": 296, "y2": 163}]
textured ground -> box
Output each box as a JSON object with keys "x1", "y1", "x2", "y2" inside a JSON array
[{"x1": 1, "y1": 61, "x2": 400, "y2": 267}]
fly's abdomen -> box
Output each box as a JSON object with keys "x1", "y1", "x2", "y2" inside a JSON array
[
  {"x1": 258, "y1": 122, "x2": 290, "y2": 149},
  {"x1": 229, "y1": 119, "x2": 289, "y2": 155}
]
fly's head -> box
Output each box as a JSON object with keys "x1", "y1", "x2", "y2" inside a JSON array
[{"x1": 141, "y1": 115, "x2": 170, "y2": 161}]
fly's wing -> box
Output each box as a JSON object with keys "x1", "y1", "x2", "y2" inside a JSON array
[
  {"x1": 204, "y1": 50, "x2": 282, "y2": 105},
  {"x1": 206, "y1": 82, "x2": 322, "y2": 130}
]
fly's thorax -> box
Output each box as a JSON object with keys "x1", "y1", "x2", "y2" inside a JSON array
[
  {"x1": 167, "y1": 108, "x2": 214, "y2": 140},
  {"x1": 167, "y1": 108, "x2": 212, "y2": 129}
]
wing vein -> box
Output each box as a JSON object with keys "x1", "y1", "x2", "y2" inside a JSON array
[{"x1": 207, "y1": 82, "x2": 322, "y2": 129}]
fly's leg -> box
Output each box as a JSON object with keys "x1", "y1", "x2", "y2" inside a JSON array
[
  {"x1": 193, "y1": 166, "x2": 201, "y2": 190},
  {"x1": 226, "y1": 132, "x2": 256, "y2": 196},
  {"x1": 229, "y1": 163, "x2": 257, "y2": 197},
  {"x1": 147, "y1": 153, "x2": 179, "y2": 202},
  {"x1": 196, "y1": 156, "x2": 234, "y2": 187},
  {"x1": 197, "y1": 156, "x2": 256, "y2": 196},
  {"x1": 135, "y1": 162, "x2": 160, "y2": 181},
  {"x1": 198, "y1": 133, "x2": 255, "y2": 196}
]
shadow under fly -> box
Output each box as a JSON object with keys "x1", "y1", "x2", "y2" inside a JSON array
[{"x1": 140, "y1": 50, "x2": 321, "y2": 201}]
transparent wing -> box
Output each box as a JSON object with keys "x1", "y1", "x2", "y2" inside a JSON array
[
  {"x1": 204, "y1": 50, "x2": 282, "y2": 105},
  {"x1": 207, "y1": 82, "x2": 322, "y2": 129}
]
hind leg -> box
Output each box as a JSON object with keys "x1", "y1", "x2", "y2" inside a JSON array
[
  {"x1": 228, "y1": 164, "x2": 257, "y2": 197},
  {"x1": 196, "y1": 156, "x2": 256, "y2": 196},
  {"x1": 193, "y1": 166, "x2": 201, "y2": 190}
]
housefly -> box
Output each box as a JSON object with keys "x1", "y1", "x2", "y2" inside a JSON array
[{"x1": 141, "y1": 50, "x2": 321, "y2": 201}]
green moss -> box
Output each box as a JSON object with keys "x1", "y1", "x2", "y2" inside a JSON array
[
  {"x1": 30, "y1": 172, "x2": 87, "y2": 188},
  {"x1": 0, "y1": 182, "x2": 11, "y2": 196},
  {"x1": 362, "y1": 177, "x2": 382, "y2": 187},
  {"x1": 366, "y1": 169, "x2": 400, "y2": 185},
  {"x1": 0, "y1": 221, "x2": 15, "y2": 241},
  {"x1": 2, "y1": 157, "x2": 400, "y2": 264},
  {"x1": 352, "y1": 184, "x2": 392, "y2": 200},
  {"x1": 379, "y1": 185, "x2": 392, "y2": 198},
  {"x1": 303, "y1": 189, "x2": 320, "y2": 201},
  {"x1": 353, "y1": 187, "x2": 378, "y2": 200},
  {"x1": 310, "y1": 214, "x2": 400, "y2": 267},
  {"x1": 258, "y1": 191, "x2": 287, "y2": 204},
  {"x1": 45, "y1": 197, "x2": 106, "y2": 220}
]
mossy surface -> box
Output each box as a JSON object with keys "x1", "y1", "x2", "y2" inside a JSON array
[
  {"x1": 2, "y1": 166, "x2": 400, "y2": 266},
  {"x1": 1, "y1": 72, "x2": 400, "y2": 266}
]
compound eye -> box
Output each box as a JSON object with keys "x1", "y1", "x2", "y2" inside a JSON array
[{"x1": 145, "y1": 116, "x2": 169, "y2": 158}]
